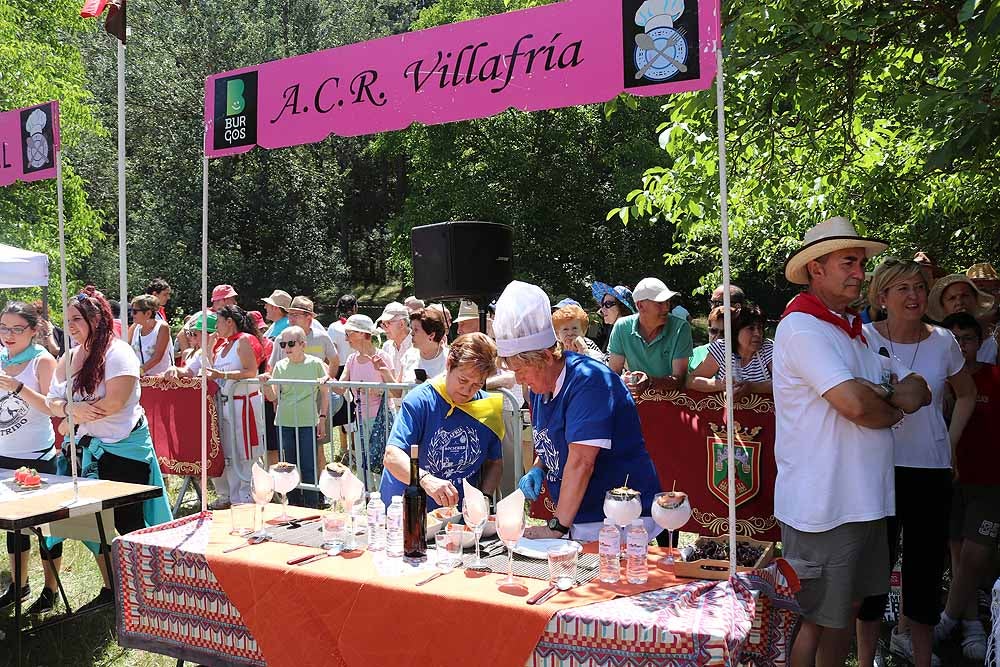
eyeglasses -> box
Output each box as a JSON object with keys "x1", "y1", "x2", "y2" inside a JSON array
[
  {"x1": 278, "y1": 340, "x2": 300, "y2": 349},
  {"x1": 0, "y1": 325, "x2": 29, "y2": 335},
  {"x1": 599, "y1": 301, "x2": 617, "y2": 309}
]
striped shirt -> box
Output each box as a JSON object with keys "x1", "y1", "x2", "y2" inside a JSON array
[{"x1": 708, "y1": 338, "x2": 773, "y2": 382}]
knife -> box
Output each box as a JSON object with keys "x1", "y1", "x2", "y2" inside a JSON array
[
  {"x1": 415, "y1": 571, "x2": 446, "y2": 586},
  {"x1": 275, "y1": 514, "x2": 322, "y2": 527},
  {"x1": 526, "y1": 584, "x2": 556, "y2": 605}
]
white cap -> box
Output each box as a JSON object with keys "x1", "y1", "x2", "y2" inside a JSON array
[
  {"x1": 493, "y1": 280, "x2": 558, "y2": 357},
  {"x1": 344, "y1": 314, "x2": 376, "y2": 334},
  {"x1": 632, "y1": 277, "x2": 678, "y2": 303},
  {"x1": 375, "y1": 301, "x2": 409, "y2": 323}
]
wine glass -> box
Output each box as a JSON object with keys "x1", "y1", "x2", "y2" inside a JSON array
[
  {"x1": 269, "y1": 462, "x2": 301, "y2": 521},
  {"x1": 250, "y1": 468, "x2": 275, "y2": 537},
  {"x1": 604, "y1": 489, "x2": 642, "y2": 554},
  {"x1": 495, "y1": 509, "x2": 525, "y2": 587},
  {"x1": 462, "y1": 493, "x2": 490, "y2": 571},
  {"x1": 651, "y1": 491, "x2": 692, "y2": 566},
  {"x1": 318, "y1": 465, "x2": 344, "y2": 509},
  {"x1": 340, "y1": 481, "x2": 364, "y2": 551}
]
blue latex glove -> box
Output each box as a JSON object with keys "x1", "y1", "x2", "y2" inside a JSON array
[{"x1": 518, "y1": 467, "x2": 544, "y2": 501}]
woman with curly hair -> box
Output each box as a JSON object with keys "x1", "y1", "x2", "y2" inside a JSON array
[{"x1": 45, "y1": 293, "x2": 171, "y2": 609}]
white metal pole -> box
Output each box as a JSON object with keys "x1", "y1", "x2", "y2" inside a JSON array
[
  {"x1": 201, "y1": 148, "x2": 209, "y2": 513},
  {"x1": 56, "y1": 149, "x2": 79, "y2": 502},
  {"x1": 715, "y1": 45, "x2": 738, "y2": 576},
  {"x1": 117, "y1": 39, "x2": 128, "y2": 341}
]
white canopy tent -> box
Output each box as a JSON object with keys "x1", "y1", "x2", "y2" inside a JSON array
[{"x1": 0, "y1": 243, "x2": 49, "y2": 288}]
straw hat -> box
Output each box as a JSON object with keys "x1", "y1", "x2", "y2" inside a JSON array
[
  {"x1": 927, "y1": 274, "x2": 995, "y2": 322},
  {"x1": 784, "y1": 217, "x2": 887, "y2": 285},
  {"x1": 454, "y1": 300, "x2": 480, "y2": 323},
  {"x1": 344, "y1": 314, "x2": 376, "y2": 335},
  {"x1": 287, "y1": 296, "x2": 315, "y2": 314}
]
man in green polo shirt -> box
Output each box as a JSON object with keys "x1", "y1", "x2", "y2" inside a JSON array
[{"x1": 608, "y1": 277, "x2": 693, "y2": 394}]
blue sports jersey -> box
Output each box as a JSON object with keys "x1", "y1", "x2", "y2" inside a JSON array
[
  {"x1": 379, "y1": 382, "x2": 503, "y2": 510},
  {"x1": 530, "y1": 352, "x2": 660, "y2": 524}
]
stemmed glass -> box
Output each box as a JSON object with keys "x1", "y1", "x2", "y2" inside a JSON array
[
  {"x1": 462, "y1": 494, "x2": 490, "y2": 571},
  {"x1": 269, "y1": 462, "x2": 301, "y2": 522},
  {"x1": 651, "y1": 491, "x2": 691, "y2": 566},
  {"x1": 250, "y1": 465, "x2": 275, "y2": 537},
  {"x1": 603, "y1": 488, "x2": 642, "y2": 554},
  {"x1": 319, "y1": 465, "x2": 344, "y2": 510},
  {"x1": 495, "y1": 509, "x2": 525, "y2": 587},
  {"x1": 340, "y1": 480, "x2": 363, "y2": 551}
]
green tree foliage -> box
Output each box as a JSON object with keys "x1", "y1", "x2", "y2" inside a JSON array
[
  {"x1": 611, "y1": 0, "x2": 1000, "y2": 313},
  {"x1": 0, "y1": 0, "x2": 105, "y2": 305}
]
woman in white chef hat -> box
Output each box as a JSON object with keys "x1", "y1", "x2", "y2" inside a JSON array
[{"x1": 494, "y1": 281, "x2": 661, "y2": 542}]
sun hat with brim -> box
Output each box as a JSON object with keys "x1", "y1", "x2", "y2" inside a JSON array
[
  {"x1": 632, "y1": 277, "x2": 678, "y2": 303},
  {"x1": 262, "y1": 289, "x2": 292, "y2": 309},
  {"x1": 967, "y1": 262, "x2": 999, "y2": 282},
  {"x1": 784, "y1": 216, "x2": 888, "y2": 285},
  {"x1": 591, "y1": 282, "x2": 636, "y2": 313},
  {"x1": 376, "y1": 301, "x2": 409, "y2": 323},
  {"x1": 344, "y1": 314, "x2": 376, "y2": 335},
  {"x1": 287, "y1": 296, "x2": 315, "y2": 314},
  {"x1": 186, "y1": 312, "x2": 217, "y2": 333},
  {"x1": 211, "y1": 284, "x2": 238, "y2": 301},
  {"x1": 454, "y1": 300, "x2": 479, "y2": 323},
  {"x1": 927, "y1": 274, "x2": 995, "y2": 322}
]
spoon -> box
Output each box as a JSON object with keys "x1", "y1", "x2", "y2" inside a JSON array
[
  {"x1": 222, "y1": 534, "x2": 270, "y2": 553},
  {"x1": 532, "y1": 578, "x2": 574, "y2": 605},
  {"x1": 634, "y1": 32, "x2": 687, "y2": 78}
]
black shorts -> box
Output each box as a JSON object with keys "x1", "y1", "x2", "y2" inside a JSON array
[{"x1": 857, "y1": 466, "x2": 951, "y2": 626}]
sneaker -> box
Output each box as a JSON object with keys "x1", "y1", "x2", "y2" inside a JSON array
[
  {"x1": 872, "y1": 647, "x2": 886, "y2": 667},
  {"x1": 26, "y1": 587, "x2": 57, "y2": 615},
  {"x1": 889, "y1": 627, "x2": 942, "y2": 667},
  {"x1": 0, "y1": 582, "x2": 30, "y2": 611},
  {"x1": 960, "y1": 620, "x2": 987, "y2": 662},
  {"x1": 932, "y1": 613, "x2": 958, "y2": 646},
  {"x1": 78, "y1": 587, "x2": 114, "y2": 613},
  {"x1": 207, "y1": 498, "x2": 231, "y2": 511}
]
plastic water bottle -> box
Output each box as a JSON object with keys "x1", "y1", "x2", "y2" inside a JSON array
[
  {"x1": 626, "y1": 519, "x2": 649, "y2": 584},
  {"x1": 367, "y1": 492, "x2": 386, "y2": 551},
  {"x1": 386, "y1": 495, "x2": 404, "y2": 558},
  {"x1": 598, "y1": 519, "x2": 621, "y2": 584}
]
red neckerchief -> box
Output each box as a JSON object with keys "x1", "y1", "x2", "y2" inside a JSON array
[
  {"x1": 339, "y1": 317, "x2": 347, "y2": 324},
  {"x1": 782, "y1": 292, "x2": 867, "y2": 345},
  {"x1": 212, "y1": 332, "x2": 244, "y2": 355}
]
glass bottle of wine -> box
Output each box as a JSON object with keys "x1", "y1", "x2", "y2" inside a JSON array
[{"x1": 403, "y1": 444, "x2": 427, "y2": 561}]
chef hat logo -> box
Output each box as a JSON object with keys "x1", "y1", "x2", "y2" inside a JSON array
[
  {"x1": 635, "y1": 0, "x2": 685, "y2": 31},
  {"x1": 24, "y1": 108, "x2": 50, "y2": 169}
]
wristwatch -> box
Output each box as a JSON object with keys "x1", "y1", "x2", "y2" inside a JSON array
[
  {"x1": 879, "y1": 381, "x2": 895, "y2": 402},
  {"x1": 547, "y1": 517, "x2": 570, "y2": 535}
]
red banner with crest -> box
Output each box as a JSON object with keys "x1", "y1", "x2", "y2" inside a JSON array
[{"x1": 529, "y1": 389, "x2": 778, "y2": 542}]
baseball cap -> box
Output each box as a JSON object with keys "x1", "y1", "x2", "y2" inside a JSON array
[
  {"x1": 376, "y1": 301, "x2": 409, "y2": 323},
  {"x1": 632, "y1": 278, "x2": 678, "y2": 303}
]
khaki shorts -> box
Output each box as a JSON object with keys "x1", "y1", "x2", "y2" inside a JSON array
[
  {"x1": 949, "y1": 484, "x2": 1000, "y2": 547},
  {"x1": 780, "y1": 519, "x2": 889, "y2": 629}
]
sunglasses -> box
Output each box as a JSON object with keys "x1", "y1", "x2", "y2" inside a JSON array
[
  {"x1": 599, "y1": 300, "x2": 617, "y2": 309},
  {"x1": 278, "y1": 340, "x2": 300, "y2": 349},
  {"x1": 0, "y1": 325, "x2": 30, "y2": 335}
]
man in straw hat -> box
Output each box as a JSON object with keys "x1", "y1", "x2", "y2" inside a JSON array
[
  {"x1": 927, "y1": 273, "x2": 997, "y2": 364},
  {"x1": 493, "y1": 280, "x2": 661, "y2": 542},
  {"x1": 774, "y1": 217, "x2": 931, "y2": 667},
  {"x1": 261, "y1": 289, "x2": 292, "y2": 340}
]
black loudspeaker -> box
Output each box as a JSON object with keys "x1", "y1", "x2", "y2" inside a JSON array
[{"x1": 411, "y1": 221, "x2": 513, "y2": 301}]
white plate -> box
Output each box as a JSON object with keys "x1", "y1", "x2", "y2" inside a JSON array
[{"x1": 513, "y1": 538, "x2": 582, "y2": 560}]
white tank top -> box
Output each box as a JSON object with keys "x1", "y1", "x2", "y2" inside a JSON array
[
  {"x1": 130, "y1": 321, "x2": 174, "y2": 376},
  {"x1": 0, "y1": 355, "x2": 56, "y2": 460},
  {"x1": 214, "y1": 336, "x2": 255, "y2": 396}
]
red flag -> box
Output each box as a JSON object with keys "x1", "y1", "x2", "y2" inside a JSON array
[
  {"x1": 104, "y1": 0, "x2": 126, "y2": 44},
  {"x1": 79, "y1": 0, "x2": 109, "y2": 18}
]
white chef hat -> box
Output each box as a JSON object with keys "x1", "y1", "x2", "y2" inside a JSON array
[{"x1": 493, "y1": 281, "x2": 557, "y2": 358}]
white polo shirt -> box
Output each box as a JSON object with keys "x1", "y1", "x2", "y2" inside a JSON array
[{"x1": 773, "y1": 311, "x2": 911, "y2": 533}]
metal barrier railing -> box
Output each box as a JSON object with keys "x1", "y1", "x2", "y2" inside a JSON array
[{"x1": 213, "y1": 378, "x2": 524, "y2": 506}]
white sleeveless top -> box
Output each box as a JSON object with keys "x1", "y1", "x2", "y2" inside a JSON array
[
  {"x1": 189, "y1": 336, "x2": 255, "y2": 396},
  {"x1": 130, "y1": 321, "x2": 174, "y2": 376},
  {"x1": 0, "y1": 354, "x2": 56, "y2": 460}
]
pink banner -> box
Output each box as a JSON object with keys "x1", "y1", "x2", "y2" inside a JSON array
[
  {"x1": 0, "y1": 101, "x2": 60, "y2": 187},
  {"x1": 204, "y1": 0, "x2": 720, "y2": 157}
]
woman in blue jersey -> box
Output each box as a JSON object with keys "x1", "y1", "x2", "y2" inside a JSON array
[
  {"x1": 494, "y1": 281, "x2": 661, "y2": 543},
  {"x1": 380, "y1": 333, "x2": 503, "y2": 509}
]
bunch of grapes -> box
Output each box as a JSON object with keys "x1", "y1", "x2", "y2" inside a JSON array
[{"x1": 689, "y1": 539, "x2": 764, "y2": 566}]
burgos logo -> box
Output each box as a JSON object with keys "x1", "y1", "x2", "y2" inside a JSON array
[{"x1": 214, "y1": 72, "x2": 258, "y2": 150}]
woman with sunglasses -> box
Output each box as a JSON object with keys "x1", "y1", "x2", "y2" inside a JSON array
[
  {"x1": 167, "y1": 306, "x2": 265, "y2": 507},
  {"x1": 0, "y1": 302, "x2": 63, "y2": 614},
  {"x1": 44, "y1": 293, "x2": 171, "y2": 609},
  {"x1": 258, "y1": 326, "x2": 328, "y2": 507},
  {"x1": 128, "y1": 294, "x2": 174, "y2": 376},
  {"x1": 687, "y1": 304, "x2": 773, "y2": 398},
  {"x1": 591, "y1": 282, "x2": 636, "y2": 327}
]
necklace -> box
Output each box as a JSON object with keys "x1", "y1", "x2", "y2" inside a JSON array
[{"x1": 885, "y1": 319, "x2": 922, "y2": 368}]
